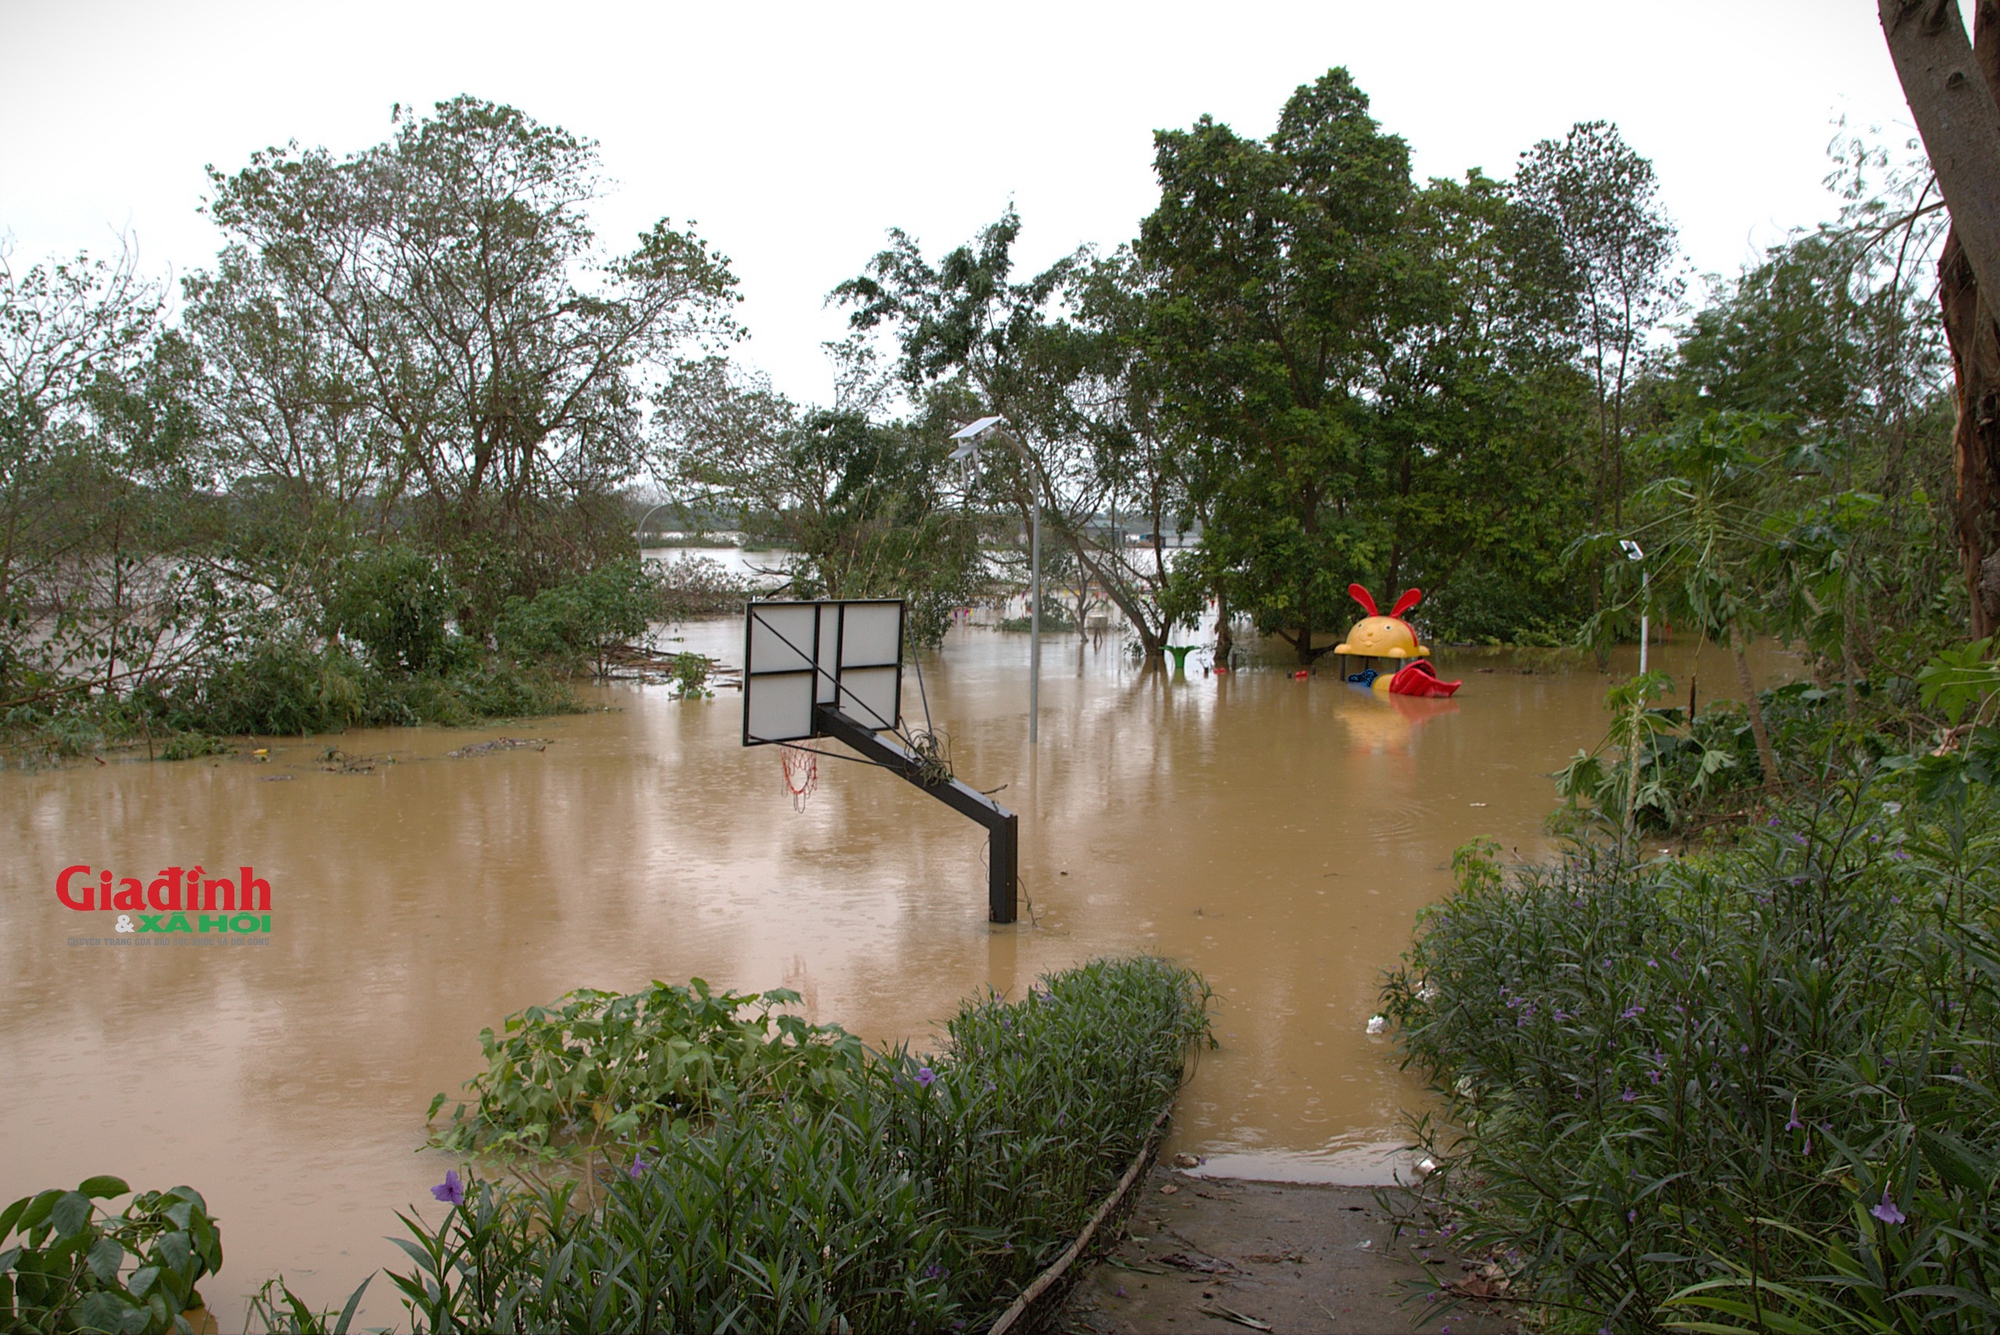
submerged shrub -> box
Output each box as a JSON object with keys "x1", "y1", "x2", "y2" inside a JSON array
[
  {"x1": 1385, "y1": 781, "x2": 2000, "y2": 1333},
  {"x1": 401, "y1": 957, "x2": 1212, "y2": 1334},
  {"x1": 493, "y1": 560, "x2": 656, "y2": 676},
  {"x1": 325, "y1": 546, "x2": 460, "y2": 674}
]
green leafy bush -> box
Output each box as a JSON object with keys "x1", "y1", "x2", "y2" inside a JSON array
[
  {"x1": 400, "y1": 957, "x2": 1212, "y2": 1334},
  {"x1": 668, "y1": 651, "x2": 711, "y2": 699},
  {"x1": 325, "y1": 547, "x2": 460, "y2": 674},
  {"x1": 427, "y1": 980, "x2": 867, "y2": 1157},
  {"x1": 493, "y1": 561, "x2": 656, "y2": 676},
  {"x1": 0, "y1": 1178, "x2": 222, "y2": 1334},
  {"x1": 1385, "y1": 779, "x2": 2000, "y2": 1333}
]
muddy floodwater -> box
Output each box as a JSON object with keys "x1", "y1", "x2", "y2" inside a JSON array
[{"x1": 4, "y1": 603, "x2": 1794, "y2": 1325}]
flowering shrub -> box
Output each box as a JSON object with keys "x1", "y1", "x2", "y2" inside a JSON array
[
  {"x1": 1385, "y1": 780, "x2": 2000, "y2": 1333},
  {"x1": 398, "y1": 957, "x2": 1211, "y2": 1333}
]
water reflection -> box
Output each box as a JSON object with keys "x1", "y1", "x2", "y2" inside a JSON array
[{"x1": 1, "y1": 607, "x2": 1795, "y2": 1321}]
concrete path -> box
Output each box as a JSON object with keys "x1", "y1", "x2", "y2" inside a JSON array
[{"x1": 1057, "y1": 1163, "x2": 1519, "y2": 1335}]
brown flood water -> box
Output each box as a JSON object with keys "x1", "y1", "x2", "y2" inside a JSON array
[{"x1": 3, "y1": 617, "x2": 1796, "y2": 1325}]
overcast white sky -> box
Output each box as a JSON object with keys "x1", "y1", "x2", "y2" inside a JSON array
[{"x1": 0, "y1": 1, "x2": 1962, "y2": 403}]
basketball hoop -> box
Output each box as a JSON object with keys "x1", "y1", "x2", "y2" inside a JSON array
[{"x1": 781, "y1": 746, "x2": 818, "y2": 812}]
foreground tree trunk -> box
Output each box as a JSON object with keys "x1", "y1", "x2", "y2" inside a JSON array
[
  {"x1": 1882, "y1": 0, "x2": 2000, "y2": 636},
  {"x1": 1731, "y1": 623, "x2": 1782, "y2": 785}
]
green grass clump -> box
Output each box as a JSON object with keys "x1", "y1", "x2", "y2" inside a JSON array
[
  {"x1": 398, "y1": 957, "x2": 1212, "y2": 1334},
  {"x1": 1384, "y1": 781, "x2": 2000, "y2": 1333}
]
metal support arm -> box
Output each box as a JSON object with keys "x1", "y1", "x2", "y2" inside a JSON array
[{"x1": 813, "y1": 706, "x2": 1020, "y2": 923}]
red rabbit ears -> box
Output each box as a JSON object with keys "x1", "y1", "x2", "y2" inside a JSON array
[{"x1": 1348, "y1": 585, "x2": 1424, "y2": 619}]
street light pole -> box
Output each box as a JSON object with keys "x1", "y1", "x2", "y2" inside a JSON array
[
  {"x1": 1621, "y1": 539, "x2": 1648, "y2": 674},
  {"x1": 634, "y1": 501, "x2": 672, "y2": 547},
  {"x1": 951, "y1": 416, "x2": 1041, "y2": 746},
  {"x1": 1029, "y1": 488, "x2": 1040, "y2": 744}
]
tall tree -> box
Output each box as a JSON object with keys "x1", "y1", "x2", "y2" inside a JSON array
[
  {"x1": 655, "y1": 347, "x2": 981, "y2": 647},
  {"x1": 1880, "y1": 0, "x2": 2000, "y2": 637},
  {"x1": 1513, "y1": 123, "x2": 1679, "y2": 536},
  {"x1": 0, "y1": 243, "x2": 204, "y2": 703},
  {"x1": 836, "y1": 212, "x2": 1190, "y2": 653},
  {"x1": 200, "y1": 96, "x2": 739, "y2": 627},
  {"x1": 1138, "y1": 69, "x2": 1412, "y2": 663}
]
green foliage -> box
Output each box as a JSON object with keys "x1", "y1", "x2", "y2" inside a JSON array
[
  {"x1": 493, "y1": 561, "x2": 656, "y2": 677},
  {"x1": 1915, "y1": 636, "x2": 1999, "y2": 726},
  {"x1": 241, "y1": 1276, "x2": 371, "y2": 1335},
  {"x1": 399, "y1": 957, "x2": 1212, "y2": 1334},
  {"x1": 667, "y1": 652, "x2": 710, "y2": 699},
  {"x1": 142, "y1": 634, "x2": 575, "y2": 740},
  {"x1": 659, "y1": 356, "x2": 981, "y2": 650},
  {"x1": 326, "y1": 547, "x2": 459, "y2": 675},
  {"x1": 1140, "y1": 73, "x2": 1594, "y2": 659},
  {"x1": 0, "y1": 1178, "x2": 221, "y2": 1335},
  {"x1": 157, "y1": 731, "x2": 229, "y2": 761},
  {"x1": 1386, "y1": 777, "x2": 2000, "y2": 1333},
  {"x1": 427, "y1": 980, "x2": 867, "y2": 1157}
]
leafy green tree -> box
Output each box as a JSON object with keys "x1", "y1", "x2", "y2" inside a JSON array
[
  {"x1": 1514, "y1": 121, "x2": 1680, "y2": 535},
  {"x1": 1612, "y1": 413, "x2": 1785, "y2": 782},
  {"x1": 1138, "y1": 69, "x2": 1412, "y2": 663},
  {"x1": 657, "y1": 348, "x2": 980, "y2": 647},
  {"x1": 0, "y1": 243, "x2": 206, "y2": 707},
  {"x1": 835, "y1": 213, "x2": 1192, "y2": 653},
  {"x1": 200, "y1": 96, "x2": 740, "y2": 629},
  {"x1": 1674, "y1": 135, "x2": 1956, "y2": 699}
]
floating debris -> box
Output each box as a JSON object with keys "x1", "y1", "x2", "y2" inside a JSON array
[
  {"x1": 446, "y1": 738, "x2": 552, "y2": 759},
  {"x1": 1366, "y1": 1015, "x2": 1388, "y2": 1035}
]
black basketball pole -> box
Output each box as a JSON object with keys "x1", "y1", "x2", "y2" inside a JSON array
[{"x1": 813, "y1": 706, "x2": 1020, "y2": 923}]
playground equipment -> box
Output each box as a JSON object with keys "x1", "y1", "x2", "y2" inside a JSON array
[
  {"x1": 1384, "y1": 659, "x2": 1462, "y2": 698},
  {"x1": 743, "y1": 599, "x2": 1020, "y2": 922},
  {"x1": 1333, "y1": 585, "x2": 1460, "y2": 696},
  {"x1": 1333, "y1": 585, "x2": 1430, "y2": 660}
]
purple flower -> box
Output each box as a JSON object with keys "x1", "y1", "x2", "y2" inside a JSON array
[
  {"x1": 1621, "y1": 1005, "x2": 1646, "y2": 1020},
  {"x1": 432, "y1": 1169, "x2": 465, "y2": 1205},
  {"x1": 916, "y1": 1066, "x2": 936, "y2": 1088},
  {"x1": 924, "y1": 1262, "x2": 950, "y2": 1279},
  {"x1": 1890, "y1": 850, "x2": 1911, "y2": 861},
  {"x1": 1786, "y1": 1100, "x2": 1802, "y2": 1132},
  {"x1": 1871, "y1": 1190, "x2": 1906, "y2": 1226},
  {"x1": 627, "y1": 1158, "x2": 647, "y2": 1180},
  {"x1": 1649, "y1": 1069, "x2": 1664, "y2": 1084},
  {"x1": 1621, "y1": 1088, "x2": 1638, "y2": 1102},
  {"x1": 1627, "y1": 1209, "x2": 1637, "y2": 1223}
]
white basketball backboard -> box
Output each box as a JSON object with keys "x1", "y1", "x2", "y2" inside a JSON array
[{"x1": 742, "y1": 599, "x2": 905, "y2": 745}]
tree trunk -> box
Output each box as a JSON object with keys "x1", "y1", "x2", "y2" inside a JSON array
[
  {"x1": 1884, "y1": 0, "x2": 2000, "y2": 635},
  {"x1": 1214, "y1": 593, "x2": 1233, "y2": 667},
  {"x1": 1731, "y1": 623, "x2": 1782, "y2": 785}
]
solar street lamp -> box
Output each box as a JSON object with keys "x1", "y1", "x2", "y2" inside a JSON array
[
  {"x1": 1620, "y1": 539, "x2": 1649, "y2": 674},
  {"x1": 952, "y1": 415, "x2": 1041, "y2": 745}
]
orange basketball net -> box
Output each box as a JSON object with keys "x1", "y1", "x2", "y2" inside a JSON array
[{"x1": 781, "y1": 747, "x2": 818, "y2": 812}]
